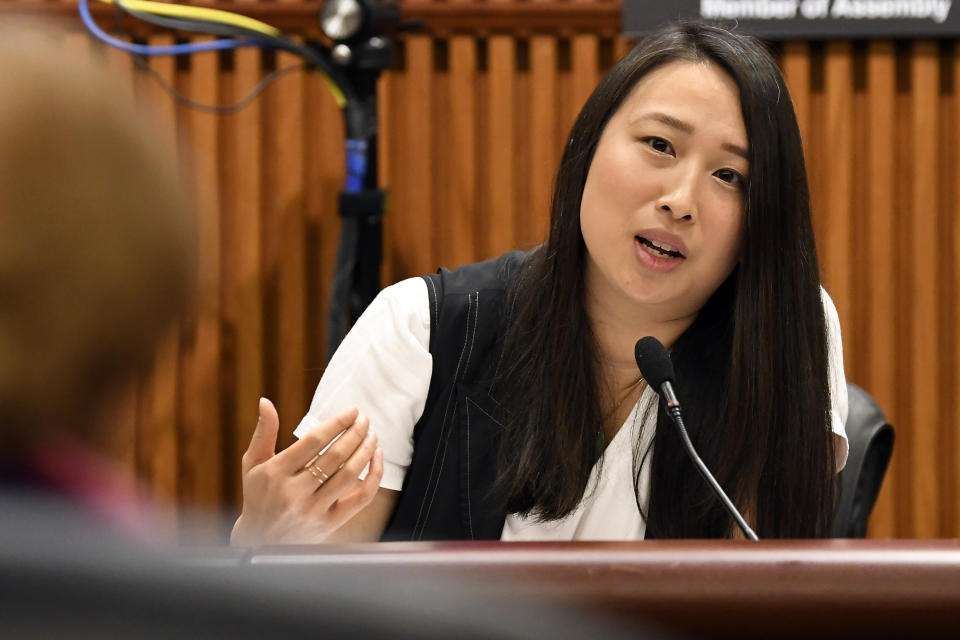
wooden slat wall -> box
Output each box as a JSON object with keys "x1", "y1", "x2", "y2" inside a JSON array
[{"x1": 11, "y1": 0, "x2": 960, "y2": 540}]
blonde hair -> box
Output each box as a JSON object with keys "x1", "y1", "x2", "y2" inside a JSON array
[{"x1": 0, "y1": 26, "x2": 195, "y2": 444}]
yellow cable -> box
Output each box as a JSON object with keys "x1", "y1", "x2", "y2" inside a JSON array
[
  {"x1": 98, "y1": 0, "x2": 281, "y2": 37},
  {"x1": 318, "y1": 72, "x2": 347, "y2": 108}
]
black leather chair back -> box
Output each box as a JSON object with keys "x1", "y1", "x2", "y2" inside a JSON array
[{"x1": 832, "y1": 383, "x2": 895, "y2": 538}]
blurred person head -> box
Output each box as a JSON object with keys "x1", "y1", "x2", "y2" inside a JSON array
[{"x1": 0, "y1": 24, "x2": 195, "y2": 455}]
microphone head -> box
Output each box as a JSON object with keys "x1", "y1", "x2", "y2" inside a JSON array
[{"x1": 634, "y1": 336, "x2": 675, "y2": 389}]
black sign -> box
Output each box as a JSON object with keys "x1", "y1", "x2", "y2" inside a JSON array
[{"x1": 623, "y1": 0, "x2": 960, "y2": 39}]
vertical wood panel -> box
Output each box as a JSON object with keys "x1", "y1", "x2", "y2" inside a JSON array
[
  {"x1": 850, "y1": 44, "x2": 869, "y2": 464},
  {"x1": 909, "y1": 42, "x2": 941, "y2": 538},
  {"x1": 382, "y1": 64, "x2": 405, "y2": 285},
  {"x1": 894, "y1": 46, "x2": 916, "y2": 537},
  {"x1": 782, "y1": 42, "x2": 812, "y2": 164},
  {"x1": 487, "y1": 34, "x2": 517, "y2": 258},
  {"x1": 950, "y1": 42, "x2": 960, "y2": 540},
  {"x1": 431, "y1": 40, "x2": 453, "y2": 268},
  {"x1": 528, "y1": 33, "x2": 559, "y2": 247},
  {"x1": 397, "y1": 36, "x2": 433, "y2": 275},
  {"x1": 821, "y1": 42, "x2": 854, "y2": 372},
  {"x1": 522, "y1": 0, "x2": 560, "y2": 248},
  {"x1": 222, "y1": 44, "x2": 264, "y2": 507},
  {"x1": 863, "y1": 41, "x2": 898, "y2": 539},
  {"x1": 513, "y1": 39, "x2": 532, "y2": 249},
  {"x1": 808, "y1": 47, "x2": 829, "y2": 258},
  {"x1": 264, "y1": 50, "x2": 307, "y2": 452},
  {"x1": 180, "y1": 39, "x2": 223, "y2": 512},
  {"x1": 939, "y1": 42, "x2": 957, "y2": 538},
  {"x1": 571, "y1": 34, "x2": 599, "y2": 117},
  {"x1": 447, "y1": 35, "x2": 480, "y2": 266}
]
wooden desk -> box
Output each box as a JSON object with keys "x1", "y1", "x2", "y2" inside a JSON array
[{"x1": 239, "y1": 540, "x2": 960, "y2": 638}]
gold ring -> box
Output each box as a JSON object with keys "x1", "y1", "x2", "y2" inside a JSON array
[{"x1": 308, "y1": 463, "x2": 330, "y2": 485}]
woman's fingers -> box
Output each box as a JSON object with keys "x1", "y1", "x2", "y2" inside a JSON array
[
  {"x1": 329, "y1": 448, "x2": 384, "y2": 524},
  {"x1": 273, "y1": 406, "x2": 359, "y2": 474},
  {"x1": 314, "y1": 430, "x2": 379, "y2": 508},
  {"x1": 305, "y1": 414, "x2": 371, "y2": 483},
  {"x1": 241, "y1": 398, "x2": 279, "y2": 475}
]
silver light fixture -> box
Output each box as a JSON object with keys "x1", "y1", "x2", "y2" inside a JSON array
[{"x1": 320, "y1": 0, "x2": 364, "y2": 41}]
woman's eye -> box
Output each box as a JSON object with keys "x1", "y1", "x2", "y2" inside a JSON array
[
  {"x1": 642, "y1": 137, "x2": 674, "y2": 155},
  {"x1": 714, "y1": 168, "x2": 745, "y2": 187}
]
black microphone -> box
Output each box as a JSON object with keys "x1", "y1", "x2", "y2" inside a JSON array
[{"x1": 634, "y1": 337, "x2": 759, "y2": 541}]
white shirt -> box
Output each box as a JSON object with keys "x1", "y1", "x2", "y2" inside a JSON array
[{"x1": 295, "y1": 277, "x2": 849, "y2": 540}]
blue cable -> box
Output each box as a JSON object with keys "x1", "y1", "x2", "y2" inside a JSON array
[
  {"x1": 78, "y1": 0, "x2": 260, "y2": 56},
  {"x1": 345, "y1": 139, "x2": 368, "y2": 192}
]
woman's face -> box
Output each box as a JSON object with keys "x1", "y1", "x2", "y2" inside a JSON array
[{"x1": 580, "y1": 60, "x2": 749, "y2": 323}]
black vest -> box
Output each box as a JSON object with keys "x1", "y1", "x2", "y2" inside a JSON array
[{"x1": 380, "y1": 251, "x2": 529, "y2": 541}]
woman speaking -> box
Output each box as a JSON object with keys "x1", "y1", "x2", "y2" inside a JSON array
[{"x1": 231, "y1": 20, "x2": 848, "y2": 545}]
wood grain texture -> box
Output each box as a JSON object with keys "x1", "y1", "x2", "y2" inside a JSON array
[
  {"x1": 179, "y1": 37, "x2": 224, "y2": 515},
  {"x1": 527, "y1": 33, "x2": 559, "y2": 248},
  {"x1": 863, "y1": 41, "x2": 898, "y2": 539},
  {"x1": 909, "y1": 41, "x2": 941, "y2": 538},
  {"x1": 222, "y1": 44, "x2": 264, "y2": 508},
  {"x1": 820, "y1": 41, "x2": 854, "y2": 373},
  {"x1": 263, "y1": 49, "x2": 307, "y2": 453},
  {"x1": 446, "y1": 34, "x2": 480, "y2": 266},
  {"x1": 950, "y1": 41, "x2": 960, "y2": 541},
  {"x1": 782, "y1": 41, "x2": 811, "y2": 153},
  {"x1": 486, "y1": 34, "x2": 517, "y2": 259},
  {"x1": 393, "y1": 35, "x2": 434, "y2": 277}
]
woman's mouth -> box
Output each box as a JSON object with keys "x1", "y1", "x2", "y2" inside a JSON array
[
  {"x1": 636, "y1": 236, "x2": 685, "y2": 259},
  {"x1": 634, "y1": 235, "x2": 685, "y2": 274}
]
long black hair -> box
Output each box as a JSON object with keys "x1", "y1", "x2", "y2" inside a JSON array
[{"x1": 494, "y1": 21, "x2": 835, "y2": 537}]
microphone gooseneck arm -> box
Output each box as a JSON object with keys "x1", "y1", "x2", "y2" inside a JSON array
[
  {"x1": 634, "y1": 336, "x2": 759, "y2": 541},
  {"x1": 660, "y1": 386, "x2": 759, "y2": 541}
]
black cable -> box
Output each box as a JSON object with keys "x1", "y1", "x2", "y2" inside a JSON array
[
  {"x1": 109, "y1": 2, "x2": 340, "y2": 115},
  {"x1": 113, "y1": 0, "x2": 359, "y2": 107},
  {"x1": 131, "y1": 56, "x2": 307, "y2": 115}
]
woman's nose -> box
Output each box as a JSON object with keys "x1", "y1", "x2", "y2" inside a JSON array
[{"x1": 656, "y1": 168, "x2": 697, "y2": 221}]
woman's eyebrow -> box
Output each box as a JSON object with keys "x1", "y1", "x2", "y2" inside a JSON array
[
  {"x1": 723, "y1": 142, "x2": 749, "y2": 160},
  {"x1": 637, "y1": 111, "x2": 694, "y2": 134},
  {"x1": 637, "y1": 111, "x2": 749, "y2": 160}
]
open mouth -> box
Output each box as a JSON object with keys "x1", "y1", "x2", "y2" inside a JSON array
[{"x1": 636, "y1": 236, "x2": 685, "y2": 259}]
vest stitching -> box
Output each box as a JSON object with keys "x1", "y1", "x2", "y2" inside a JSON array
[
  {"x1": 419, "y1": 291, "x2": 476, "y2": 537},
  {"x1": 464, "y1": 291, "x2": 478, "y2": 375},
  {"x1": 414, "y1": 275, "x2": 440, "y2": 536},
  {"x1": 466, "y1": 395, "x2": 504, "y2": 426},
  {"x1": 465, "y1": 397, "x2": 474, "y2": 539},
  {"x1": 463, "y1": 394, "x2": 503, "y2": 540},
  {"x1": 425, "y1": 275, "x2": 439, "y2": 331},
  {"x1": 419, "y1": 404, "x2": 454, "y2": 539},
  {"x1": 413, "y1": 291, "x2": 475, "y2": 539},
  {"x1": 462, "y1": 294, "x2": 480, "y2": 539},
  {"x1": 411, "y1": 275, "x2": 441, "y2": 538}
]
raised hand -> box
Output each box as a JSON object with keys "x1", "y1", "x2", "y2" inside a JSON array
[{"x1": 230, "y1": 398, "x2": 383, "y2": 546}]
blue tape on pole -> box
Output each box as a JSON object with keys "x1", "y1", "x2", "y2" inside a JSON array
[{"x1": 345, "y1": 139, "x2": 368, "y2": 193}]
